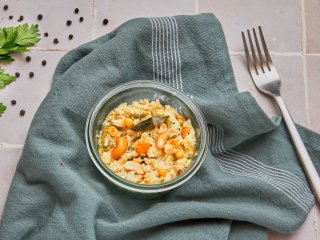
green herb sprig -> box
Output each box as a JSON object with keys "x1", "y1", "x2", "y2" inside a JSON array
[{"x1": 0, "y1": 23, "x2": 41, "y2": 118}]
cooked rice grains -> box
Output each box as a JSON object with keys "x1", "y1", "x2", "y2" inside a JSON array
[{"x1": 98, "y1": 99, "x2": 196, "y2": 185}]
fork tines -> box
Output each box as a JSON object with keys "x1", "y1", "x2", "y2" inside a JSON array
[{"x1": 242, "y1": 26, "x2": 273, "y2": 75}]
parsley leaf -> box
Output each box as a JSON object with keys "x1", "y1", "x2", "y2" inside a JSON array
[
  {"x1": 0, "y1": 67, "x2": 16, "y2": 89},
  {"x1": 0, "y1": 103, "x2": 6, "y2": 117},
  {"x1": 0, "y1": 24, "x2": 40, "y2": 62}
]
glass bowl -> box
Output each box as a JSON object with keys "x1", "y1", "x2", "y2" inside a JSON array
[{"x1": 85, "y1": 80, "x2": 208, "y2": 198}]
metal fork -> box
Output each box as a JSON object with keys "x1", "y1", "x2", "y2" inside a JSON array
[{"x1": 242, "y1": 26, "x2": 320, "y2": 203}]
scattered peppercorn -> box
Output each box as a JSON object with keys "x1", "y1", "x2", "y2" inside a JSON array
[
  {"x1": 37, "y1": 14, "x2": 43, "y2": 20},
  {"x1": 42, "y1": 60, "x2": 47, "y2": 66},
  {"x1": 26, "y1": 56, "x2": 31, "y2": 62},
  {"x1": 74, "y1": 8, "x2": 79, "y2": 14},
  {"x1": 20, "y1": 110, "x2": 25, "y2": 116},
  {"x1": 103, "y1": 19, "x2": 109, "y2": 25},
  {"x1": 66, "y1": 20, "x2": 72, "y2": 26},
  {"x1": 18, "y1": 15, "x2": 24, "y2": 22},
  {"x1": 79, "y1": 17, "x2": 83, "y2": 22},
  {"x1": 29, "y1": 72, "x2": 34, "y2": 78},
  {"x1": 44, "y1": 32, "x2": 49, "y2": 37},
  {"x1": 11, "y1": 100, "x2": 16, "y2": 105},
  {"x1": 53, "y1": 38, "x2": 59, "y2": 44},
  {"x1": 3, "y1": 5, "x2": 8, "y2": 10},
  {"x1": 9, "y1": 15, "x2": 13, "y2": 20},
  {"x1": 15, "y1": 72, "x2": 20, "y2": 78},
  {"x1": 68, "y1": 34, "x2": 73, "y2": 40}
]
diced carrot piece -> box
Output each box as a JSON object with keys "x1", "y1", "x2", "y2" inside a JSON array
[
  {"x1": 181, "y1": 127, "x2": 190, "y2": 138},
  {"x1": 135, "y1": 142, "x2": 151, "y2": 155},
  {"x1": 169, "y1": 139, "x2": 179, "y2": 147},
  {"x1": 158, "y1": 169, "x2": 167, "y2": 177}
]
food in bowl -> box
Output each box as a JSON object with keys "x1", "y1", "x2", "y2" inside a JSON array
[{"x1": 97, "y1": 99, "x2": 196, "y2": 184}]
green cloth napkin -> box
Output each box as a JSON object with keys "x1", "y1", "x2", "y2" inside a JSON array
[{"x1": 1, "y1": 13, "x2": 319, "y2": 240}]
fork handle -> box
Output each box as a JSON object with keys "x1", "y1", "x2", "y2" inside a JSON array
[{"x1": 274, "y1": 95, "x2": 320, "y2": 204}]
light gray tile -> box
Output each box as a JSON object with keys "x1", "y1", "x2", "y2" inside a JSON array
[
  {"x1": 0, "y1": 51, "x2": 65, "y2": 144},
  {"x1": 306, "y1": 56, "x2": 320, "y2": 133},
  {"x1": 94, "y1": 0, "x2": 197, "y2": 38},
  {"x1": 231, "y1": 55, "x2": 307, "y2": 126},
  {"x1": 0, "y1": 148, "x2": 22, "y2": 219},
  {"x1": 0, "y1": 0, "x2": 94, "y2": 50},
  {"x1": 198, "y1": 0, "x2": 302, "y2": 52},
  {"x1": 305, "y1": 0, "x2": 320, "y2": 53}
]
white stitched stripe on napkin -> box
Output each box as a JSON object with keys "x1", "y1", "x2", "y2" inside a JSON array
[
  {"x1": 149, "y1": 17, "x2": 183, "y2": 91},
  {"x1": 208, "y1": 124, "x2": 315, "y2": 213}
]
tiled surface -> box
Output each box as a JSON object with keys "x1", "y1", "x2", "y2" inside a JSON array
[
  {"x1": 198, "y1": 0, "x2": 302, "y2": 53},
  {"x1": 305, "y1": 0, "x2": 320, "y2": 53},
  {"x1": 0, "y1": 51, "x2": 66, "y2": 144},
  {"x1": 306, "y1": 56, "x2": 320, "y2": 133},
  {"x1": 0, "y1": 149, "x2": 21, "y2": 218},
  {"x1": 94, "y1": 0, "x2": 197, "y2": 38},
  {"x1": 231, "y1": 55, "x2": 307, "y2": 127},
  {"x1": 0, "y1": 0, "x2": 319, "y2": 239}
]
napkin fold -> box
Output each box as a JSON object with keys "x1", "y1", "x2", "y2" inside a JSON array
[{"x1": 1, "y1": 13, "x2": 319, "y2": 240}]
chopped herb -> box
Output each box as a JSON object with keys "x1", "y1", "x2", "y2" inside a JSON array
[
  {"x1": 0, "y1": 67, "x2": 16, "y2": 89},
  {"x1": 0, "y1": 23, "x2": 41, "y2": 63},
  {"x1": 0, "y1": 103, "x2": 6, "y2": 117}
]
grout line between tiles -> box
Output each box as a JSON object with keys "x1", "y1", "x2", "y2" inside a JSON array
[
  {"x1": 0, "y1": 143, "x2": 23, "y2": 149},
  {"x1": 29, "y1": 47, "x2": 69, "y2": 52},
  {"x1": 196, "y1": 0, "x2": 199, "y2": 13},
  {"x1": 301, "y1": 0, "x2": 310, "y2": 129},
  {"x1": 93, "y1": 0, "x2": 97, "y2": 39}
]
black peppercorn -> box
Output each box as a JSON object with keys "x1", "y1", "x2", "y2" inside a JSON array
[
  {"x1": 3, "y1": 5, "x2": 8, "y2": 10},
  {"x1": 79, "y1": 17, "x2": 83, "y2": 22},
  {"x1": 9, "y1": 15, "x2": 13, "y2": 20},
  {"x1": 68, "y1": 34, "x2": 73, "y2": 40},
  {"x1": 18, "y1": 15, "x2": 24, "y2": 22},
  {"x1": 66, "y1": 20, "x2": 72, "y2": 26},
  {"x1": 37, "y1": 14, "x2": 43, "y2": 20},
  {"x1": 42, "y1": 60, "x2": 47, "y2": 66},
  {"x1": 15, "y1": 72, "x2": 20, "y2": 78},
  {"x1": 103, "y1": 19, "x2": 109, "y2": 25},
  {"x1": 53, "y1": 38, "x2": 59, "y2": 44},
  {"x1": 26, "y1": 56, "x2": 31, "y2": 62},
  {"x1": 44, "y1": 32, "x2": 48, "y2": 37},
  {"x1": 11, "y1": 100, "x2": 16, "y2": 105},
  {"x1": 74, "y1": 8, "x2": 79, "y2": 14},
  {"x1": 29, "y1": 72, "x2": 34, "y2": 78},
  {"x1": 20, "y1": 110, "x2": 25, "y2": 116}
]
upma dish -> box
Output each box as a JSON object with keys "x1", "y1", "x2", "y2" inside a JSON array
[{"x1": 98, "y1": 99, "x2": 196, "y2": 184}]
